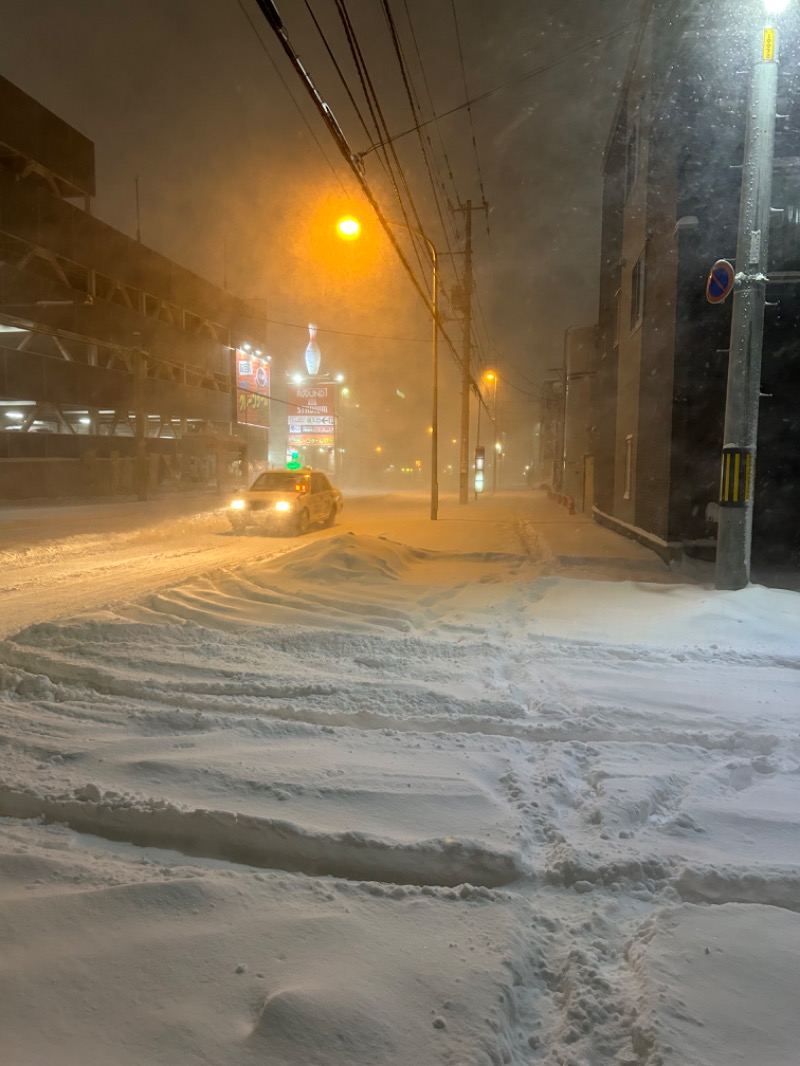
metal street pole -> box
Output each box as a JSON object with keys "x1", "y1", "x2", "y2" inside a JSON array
[
  {"x1": 459, "y1": 202, "x2": 473, "y2": 505},
  {"x1": 429, "y1": 240, "x2": 439, "y2": 521},
  {"x1": 337, "y1": 216, "x2": 439, "y2": 519},
  {"x1": 715, "y1": 14, "x2": 781, "y2": 590},
  {"x1": 491, "y1": 377, "x2": 498, "y2": 494}
]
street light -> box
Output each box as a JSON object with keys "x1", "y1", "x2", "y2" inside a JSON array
[
  {"x1": 335, "y1": 215, "x2": 440, "y2": 520},
  {"x1": 715, "y1": 0, "x2": 789, "y2": 589}
]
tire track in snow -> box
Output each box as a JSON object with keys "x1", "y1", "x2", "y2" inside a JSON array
[{"x1": 0, "y1": 785, "x2": 524, "y2": 889}]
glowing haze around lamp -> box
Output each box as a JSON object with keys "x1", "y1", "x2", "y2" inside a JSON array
[
  {"x1": 305, "y1": 323, "x2": 321, "y2": 376},
  {"x1": 764, "y1": 0, "x2": 790, "y2": 12}
]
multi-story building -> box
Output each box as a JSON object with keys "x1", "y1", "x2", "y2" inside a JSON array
[
  {"x1": 592, "y1": 0, "x2": 800, "y2": 566},
  {"x1": 0, "y1": 75, "x2": 269, "y2": 500}
]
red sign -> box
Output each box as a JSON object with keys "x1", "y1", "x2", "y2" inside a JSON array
[{"x1": 236, "y1": 350, "x2": 270, "y2": 428}]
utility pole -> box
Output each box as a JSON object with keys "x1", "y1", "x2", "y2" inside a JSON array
[
  {"x1": 454, "y1": 199, "x2": 488, "y2": 504},
  {"x1": 715, "y1": 14, "x2": 781, "y2": 590}
]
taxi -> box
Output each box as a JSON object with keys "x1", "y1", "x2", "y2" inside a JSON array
[{"x1": 228, "y1": 468, "x2": 342, "y2": 535}]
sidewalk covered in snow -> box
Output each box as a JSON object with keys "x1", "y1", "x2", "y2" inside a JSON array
[{"x1": 1, "y1": 490, "x2": 798, "y2": 1065}]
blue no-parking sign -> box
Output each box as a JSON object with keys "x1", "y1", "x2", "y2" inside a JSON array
[{"x1": 706, "y1": 259, "x2": 735, "y2": 304}]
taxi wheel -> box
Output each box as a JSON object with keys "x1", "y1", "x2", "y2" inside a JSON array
[
  {"x1": 322, "y1": 503, "x2": 336, "y2": 528},
  {"x1": 295, "y1": 508, "x2": 310, "y2": 536}
]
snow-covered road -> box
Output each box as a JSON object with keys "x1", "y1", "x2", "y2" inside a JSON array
[{"x1": 1, "y1": 490, "x2": 798, "y2": 1065}]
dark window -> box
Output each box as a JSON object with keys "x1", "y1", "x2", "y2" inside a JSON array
[{"x1": 769, "y1": 163, "x2": 800, "y2": 271}]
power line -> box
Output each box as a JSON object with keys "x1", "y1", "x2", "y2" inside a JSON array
[
  {"x1": 236, "y1": 0, "x2": 349, "y2": 195},
  {"x1": 251, "y1": 0, "x2": 463, "y2": 372},
  {"x1": 333, "y1": 0, "x2": 432, "y2": 286},
  {"x1": 449, "y1": 0, "x2": 489, "y2": 232},
  {"x1": 380, "y1": 0, "x2": 459, "y2": 262},
  {"x1": 399, "y1": 0, "x2": 463, "y2": 231},
  {"x1": 265, "y1": 316, "x2": 427, "y2": 343},
  {"x1": 302, "y1": 0, "x2": 378, "y2": 149},
  {"x1": 363, "y1": 19, "x2": 643, "y2": 155}
]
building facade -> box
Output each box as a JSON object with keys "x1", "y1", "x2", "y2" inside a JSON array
[
  {"x1": 592, "y1": 0, "x2": 800, "y2": 565},
  {"x1": 0, "y1": 75, "x2": 269, "y2": 500}
]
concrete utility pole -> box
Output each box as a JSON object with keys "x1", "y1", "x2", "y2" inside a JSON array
[{"x1": 715, "y1": 12, "x2": 782, "y2": 590}]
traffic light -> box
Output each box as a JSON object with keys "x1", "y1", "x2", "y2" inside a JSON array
[{"x1": 286, "y1": 450, "x2": 302, "y2": 471}]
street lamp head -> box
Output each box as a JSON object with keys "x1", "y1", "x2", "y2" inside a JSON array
[
  {"x1": 336, "y1": 216, "x2": 361, "y2": 240},
  {"x1": 764, "y1": 0, "x2": 790, "y2": 13}
]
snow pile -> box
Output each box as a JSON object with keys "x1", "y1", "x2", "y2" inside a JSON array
[{"x1": 1, "y1": 520, "x2": 799, "y2": 1065}]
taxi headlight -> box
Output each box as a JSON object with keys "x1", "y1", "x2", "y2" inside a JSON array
[
  {"x1": 230, "y1": 499, "x2": 246, "y2": 511},
  {"x1": 274, "y1": 500, "x2": 292, "y2": 512}
]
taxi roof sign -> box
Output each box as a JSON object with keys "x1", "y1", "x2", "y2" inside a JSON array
[{"x1": 706, "y1": 259, "x2": 735, "y2": 304}]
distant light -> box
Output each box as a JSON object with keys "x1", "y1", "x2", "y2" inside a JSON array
[
  {"x1": 336, "y1": 373, "x2": 345, "y2": 383},
  {"x1": 336, "y1": 216, "x2": 361, "y2": 240},
  {"x1": 242, "y1": 343, "x2": 251, "y2": 351},
  {"x1": 341, "y1": 387, "x2": 350, "y2": 397},
  {"x1": 255, "y1": 349, "x2": 263, "y2": 356},
  {"x1": 291, "y1": 373, "x2": 304, "y2": 384},
  {"x1": 79, "y1": 417, "x2": 91, "y2": 425},
  {"x1": 4, "y1": 411, "x2": 23, "y2": 420},
  {"x1": 764, "y1": 0, "x2": 790, "y2": 12}
]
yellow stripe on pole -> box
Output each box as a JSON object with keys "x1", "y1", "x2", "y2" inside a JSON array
[
  {"x1": 732, "y1": 452, "x2": 741, "y2": 502},
  {"x1": 763, "y1": 28, "x2": 776, "y2": 61}
]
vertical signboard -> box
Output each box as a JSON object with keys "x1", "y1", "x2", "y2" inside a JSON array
[
  {"x1": 235, "y1": 350, "x2": 270, "y2": 427},
  {"x1": 287, "y1": 383, "x2": 336, "y2": 447}
]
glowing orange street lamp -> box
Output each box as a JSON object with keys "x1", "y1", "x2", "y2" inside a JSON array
[
  {"x1": 336, "y1": 216, "x2": 361, "y2": 240},
  {"x1": 336, "y1": 214, "x2": 439, "y2": 519}
]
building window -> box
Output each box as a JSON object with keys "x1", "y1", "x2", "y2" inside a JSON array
[
  {"x1": 625, "y1": 115, "x2": 640, "y2": 199},
  {"x1": 769, "y1": 163, "x2": 800, "y2": 271},
  {"x1": 624, "y1": 434, "x2": 634, "y2": 501},
  {"x1": 630, "y1": 252, "x2": 645, "y2": 332}
]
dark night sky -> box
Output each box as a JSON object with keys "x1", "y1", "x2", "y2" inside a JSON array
[{"x1": 0, "y1": 0, "x2": 639, "y2": 457}]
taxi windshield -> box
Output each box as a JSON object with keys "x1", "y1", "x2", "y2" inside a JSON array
[{"x1": 250, "y1": 472, "x2": 310, "y2": 492}]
